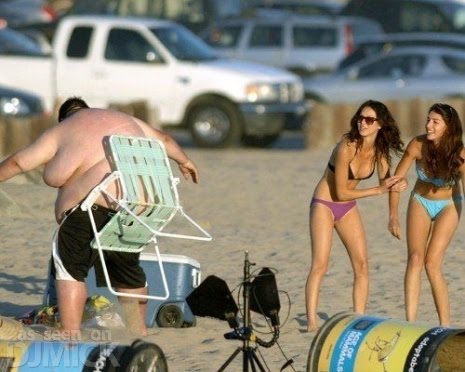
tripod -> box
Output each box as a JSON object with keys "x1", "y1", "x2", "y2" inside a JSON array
[{"x1": 217, "y1": 251, "x2": 267, "y2": 372}]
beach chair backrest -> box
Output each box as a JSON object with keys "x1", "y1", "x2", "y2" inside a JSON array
[
  {"x1": 109, "y1": 135, "x2": 179, "y2": 208},
  {"x1": 90, "y1": 135, "x2": 180, "y2": 253}
]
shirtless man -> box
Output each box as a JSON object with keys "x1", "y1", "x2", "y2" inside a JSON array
[{"x1": 0, "y1": 97, "x2": 199, "y2": 337}]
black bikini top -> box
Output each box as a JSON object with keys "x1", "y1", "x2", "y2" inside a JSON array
[{"x1": 327, "y1": 160, "x2": 375, "y2": 181}]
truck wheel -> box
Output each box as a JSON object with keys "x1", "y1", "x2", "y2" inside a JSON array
[
  {"x1": 188, "y1": 98, "x2": 243, "y2": 148},
  {"x1": 156, "y1": 304, "x2": 184, "y2": 328},
  {"x1": 242, "y1": 134, "x2": 280, "y2": 147}
]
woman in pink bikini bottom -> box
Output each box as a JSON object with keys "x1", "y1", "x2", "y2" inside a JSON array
[{"x1": 305, "y1": 100, "x2": 406, "y2": 332}]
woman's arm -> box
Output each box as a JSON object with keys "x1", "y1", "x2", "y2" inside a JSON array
[
  {"x1": 333, "y1": 139, "x2": 401, "y2": 201},
  {"x1": 388, "y1": 137, "x2": 421, "y2": 238},
  {"x1": 459, "y1": 149, "x2": 465, "y2": 198}
]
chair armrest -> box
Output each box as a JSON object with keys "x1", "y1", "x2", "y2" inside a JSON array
[{"x1": 81, "y1": 171, "x2": 121, "y2": 211}]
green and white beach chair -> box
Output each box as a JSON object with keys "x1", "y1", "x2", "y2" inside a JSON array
[{"x1": 80, "y1": 135, "x2": 212, "y2": 301}]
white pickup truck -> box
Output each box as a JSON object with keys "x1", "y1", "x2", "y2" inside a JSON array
[{"x1": 1, "y1": 16, "x2": 308, "y2": 147}]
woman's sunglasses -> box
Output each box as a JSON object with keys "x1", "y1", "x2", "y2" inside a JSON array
[{"x1": 357, "y1": 115, "x2": 378, "y2": 125}]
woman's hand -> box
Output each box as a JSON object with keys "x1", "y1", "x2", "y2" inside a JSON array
[
  {"x1": 378, "y1": 176, "x2": 404, "y2": 194},
  {"x1": 388, "y1": 216, "x2": 402, "y2": 239},
  {"x1": 390, "y1": 177, "x2": 408, "y2": 192}
]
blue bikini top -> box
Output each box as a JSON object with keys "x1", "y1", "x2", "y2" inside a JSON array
[{"x1": 416, "y1": 162, "x2": 455, "y2": 187}]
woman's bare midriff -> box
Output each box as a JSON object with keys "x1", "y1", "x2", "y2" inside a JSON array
[
  {"x1": 412, "y1": 179, "x2": 459, "y2": 200},
  {"x1": 312, "y1": 169, "x2": 360, "y2": 202}
]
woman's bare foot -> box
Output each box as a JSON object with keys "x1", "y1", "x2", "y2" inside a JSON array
[{"x1": 307, "y1": 320, "x2": 319, "y2": 333}]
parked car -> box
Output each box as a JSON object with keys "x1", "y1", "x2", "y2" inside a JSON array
[
  {"x1": 64, "y1": 0, "x2": 243, "y2": 34},
  {"x1": 0, "y1": 85, "x2": 44, "y2": 117},
  {"x1": 338, "y1": 32, "x2": 465, "y2": 69},
  {"x1": 0, "y1": 26, "x2": 46, "y2": 55},
  {"x1": 201, "y1": 14, "x2": 383, "y2": 76},
  {"x1": 0, "y1": 0, "x2": 57, "y2": 27},
  {"x1": 0, "y1": 15, "x2": 307, "y2": 148},
  {"x1": 340, "y1": 0, "x2": 465, "y2": 34},
  {"x1": 243, "y1": 0, "x2": 342, "y2": 16},
  {"x1": 303, "y1": 46, "x2": 465, "y2": 104}
]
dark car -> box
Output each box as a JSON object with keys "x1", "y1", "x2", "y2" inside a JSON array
[
  {"x1": 244, "y1": 0, "x2": 342, "y2": 16},
  {"x1": 65, "y1": 0, "x2": 243, "y2": 34},
  {"x1": 340, "y1": 0, "x2": 465, "y2": 34},
  {"x1": 0, "y1": 0, "x2": 57, "y2": 27},
  {"x1": 338, "y1": 32, "x2": 465, "y2": 69},
  {"x1": 0, "y1": 85, "x2": 44, "y2": 117},
  {"x1": 0, "y1": 26, "x2": 46, "y2": 55}
]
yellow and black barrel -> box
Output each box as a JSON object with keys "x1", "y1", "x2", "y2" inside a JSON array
[{"x1": 307, "y1": 312, "x2": 465, "y2": 372}]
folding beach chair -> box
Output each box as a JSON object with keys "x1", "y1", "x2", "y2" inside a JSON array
[{"x1": 80, "y1": 135, "x2": 212, "y2": 301}]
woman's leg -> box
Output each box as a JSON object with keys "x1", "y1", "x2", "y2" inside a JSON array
[
  {"x1": 335, "y1": 207, "x2": 368, "y2": 314},
  {"x1": 425, "y1": 204, "x2": 460, "y2": 326},
  {"x1": 306, "y1": 202, "x2": 335, "y2": 331},
  {"x1": 405, "y1": 197, "x2": 431, "y2": 322}
]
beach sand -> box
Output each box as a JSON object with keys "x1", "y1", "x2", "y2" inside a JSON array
[{"x1": 1, "y1": 144, "x2": 465, "y2": 371}]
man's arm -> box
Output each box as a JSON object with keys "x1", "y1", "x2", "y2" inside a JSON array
[
  {"x1": 136, "y1": 119, "x2": 199, "y2": 183},
  {"x1": 0, "y1": 130, "x2": 58, "y2": 182}
]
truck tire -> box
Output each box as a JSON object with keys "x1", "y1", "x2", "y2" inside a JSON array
[{"x1": 188, "y1": 98, "x2": 243, "y2": 148}]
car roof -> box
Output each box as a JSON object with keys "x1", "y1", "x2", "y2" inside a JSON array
[
  {"x1": 207, "y1": 13, "x2": 381, "y2": 26},
  {"x1": 61, "y1": 15, "x2": 179, "y2": 28},
  {"x1": 354, "y1": 32, "x2": 465, "y2": 45},
  {"x1": 377, "y1": 45, "x2": 465, "y2": 56},
  {"x1": 345, "y1": 45, "x2": 465, "y2": 70}
]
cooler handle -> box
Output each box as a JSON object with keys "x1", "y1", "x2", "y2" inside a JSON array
[{"x1": 191, "y1": 268, "x2": 201, "y2": 288}]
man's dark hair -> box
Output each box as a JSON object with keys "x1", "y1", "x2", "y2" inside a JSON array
[{"x1": 58, "y1": 97, "x2": 89, "y2": 122}]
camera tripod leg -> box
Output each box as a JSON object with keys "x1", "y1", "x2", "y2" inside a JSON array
[
  {"x1": 217, "y1": 347, "x2": 242, "y2": 371},
  {"x1": 217, "y1": 346, "x2": 267, "y2": 372},
  {"x1": 249, "y1": 349, "x2": 266, "y2": 372}
]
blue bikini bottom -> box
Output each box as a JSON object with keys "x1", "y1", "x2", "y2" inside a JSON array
[{"x1": 411, "y1": 192, "x2": 463, "y2": 220}]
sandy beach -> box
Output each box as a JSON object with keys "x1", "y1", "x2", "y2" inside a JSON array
[{"x1": 1, "y1": 137, "x2": 465, "y2": 371}]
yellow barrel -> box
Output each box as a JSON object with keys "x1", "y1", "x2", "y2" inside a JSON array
[{"x1": 307, "y1": 312, "x2": 465, "y2": 372}]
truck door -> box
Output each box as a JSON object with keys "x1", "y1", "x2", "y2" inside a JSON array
[
  {"x1": 55, "y1": 25, "x2": 103, "y2": 107},
  {"x1": 98, "y1": 26, "x2": 176, "y2": 125},
  {"x1": 57, "y1": 24, "x2": 175, "y2": 125}
]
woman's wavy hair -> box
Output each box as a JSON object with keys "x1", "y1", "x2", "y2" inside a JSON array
[
  {"x1": 344, "y1": 100, "x2": 404, "y2": 166},
  {"x1": 424, "y1": 103, "x2": 464, "y2": 183}
]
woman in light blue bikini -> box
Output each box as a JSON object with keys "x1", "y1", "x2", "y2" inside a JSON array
[
  {"x1": 305, "y1": 100, "x2": 405, "y2": 331},
  {"x1": 389, "y1": 103, "x2": 465, "y2": 326}
]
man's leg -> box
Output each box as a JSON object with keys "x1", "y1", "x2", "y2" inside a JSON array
[
  {"x1": 117, "y1": 287, "x2": 148, "y2": 336},
  {"x1": 56, "y1": 279, "x2": 87, "y2": 338}
]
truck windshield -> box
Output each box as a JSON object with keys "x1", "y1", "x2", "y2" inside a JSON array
[{"x1": 150, "y1": 26, "x2": 218, "y2": 62}]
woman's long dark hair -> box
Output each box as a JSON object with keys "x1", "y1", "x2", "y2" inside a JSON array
[
  {"x1": 424, "y1": 103, "x2": 464, "y2": 183},
  {"x1": 345, "y1": 100, "x2": 404, "y2": 167}
]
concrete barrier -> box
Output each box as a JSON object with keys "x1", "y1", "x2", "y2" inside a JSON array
[
  {"x1": 304, "y1": 98, "x2": 465, "y2": 150},
  {"x1": 0, "y1": 101, "x2": 159, "y2": 158},
  {"x1": 2, "y1": 99, "x2": 464, "y2": 154}
]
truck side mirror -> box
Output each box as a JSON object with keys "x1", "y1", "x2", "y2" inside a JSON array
[{"x1": 146, "y1": 51, "x2": 164, "y2": 64}]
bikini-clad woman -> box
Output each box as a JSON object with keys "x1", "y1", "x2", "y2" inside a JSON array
[
  {"x1": 389, "y1": 103, "x2": 465, "y2": 326},
  {"x1": 305, "y1": 100, "x2": 405, "y2": 332}
]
